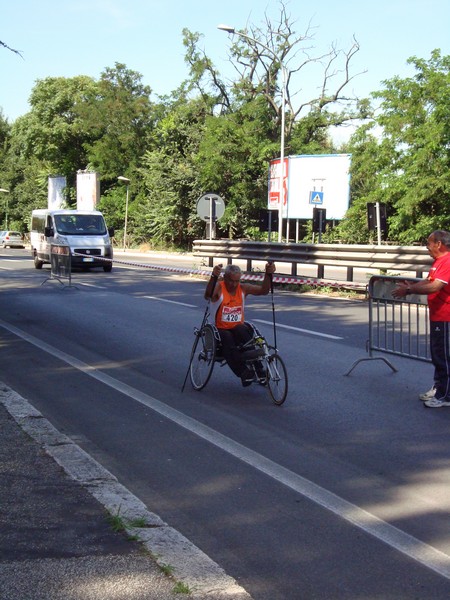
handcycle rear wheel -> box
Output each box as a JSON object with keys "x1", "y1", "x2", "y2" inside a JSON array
[
  {"x1": 190, "y1": 324, "x2": 216, "y2": 390},
  {"x1": 266, "y1": 352, "x2": 288, "y2": 405}
]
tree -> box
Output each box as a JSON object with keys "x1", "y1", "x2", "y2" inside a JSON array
[
  {"x1": 81, "y1": 63, "x2": 155, "y2": 180},
  {"x1": 375, "y1": 50, "x2": 450, "y2": 242},
  {"x1": 3, "y1": 65, "x2": 156, "y2": 235},
  {"x1": 11, "y1": 75, "x2": 98, "y2": 182},
  {"x1": 227, "y1": 13, "x2": 367, "y2": 146},
  {"x1": 341, "y1": 50, "x2": 450, "y2": 244},
  {"x1": 0, "y1": 110, "x2": 10, "y2": 178},
  {"x1": 138, "y1": 95, "x2": 208, "y2": 247},
  {"x1": 179, "y1": 2, "x2": 369, "y2": 239},
  {"x1": 196, "y1": 96, "x2": 276, "y2": 237},
  {"x1": 185, "y1": 2, "x2": 368, "y2": 145},
  {"x1": 335, "y1": 124, "x2": 390, "y2": 243}
]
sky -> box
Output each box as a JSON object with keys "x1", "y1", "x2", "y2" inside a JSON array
[{"x1": 1, "y1": 0, "x2": 450, "y2": 131}]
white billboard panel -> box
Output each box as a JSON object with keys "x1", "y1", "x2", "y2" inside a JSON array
[
  {"x1": 268, "y1": 154, "x2": 351, "y2": 220},
  {"x1": 77, "y1": 171, "x2": 100, "y2": 210},
  {"x1": 286, "y1": 154, "x2": 351, "y2": 219},
  {"x1": 48, "y1": 176, "x2": 66, "y2": 210}
]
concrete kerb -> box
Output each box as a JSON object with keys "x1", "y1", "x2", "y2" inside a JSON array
[{"x1": 0, "y1": 384, "x2": 252, "y2": 600}]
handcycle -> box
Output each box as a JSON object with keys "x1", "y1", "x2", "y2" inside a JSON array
[{"x1": 185, "y1": 307, "x2": 288, "y2": 406}]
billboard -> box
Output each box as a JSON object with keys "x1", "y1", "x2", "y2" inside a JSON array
[
  {"x1": 268, "y1": 154, "x2": 351, "y2": 220},
  {"x1": 76, "y1": 171, "x2": 100, "y2": 210},
  {"x1": 48, "y1": 175, "x2": 67, "y2": 210}
]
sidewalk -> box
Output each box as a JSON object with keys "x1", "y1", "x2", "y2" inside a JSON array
[{"x1": 0, "y1": 384, "x2": 252, "y2": 600}]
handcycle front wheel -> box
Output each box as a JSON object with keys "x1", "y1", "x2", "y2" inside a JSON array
[
  {"x1": 190, "y1": 324, "x2": 216, "y2": 390},
  {"x1": 266, "y1": 352, "x2": 288, "y2": 405}
]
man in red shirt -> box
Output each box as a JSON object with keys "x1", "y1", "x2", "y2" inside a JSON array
[
  {"x1": 393, "y1": 230, "x2": 450, "y2": 407},
  {"x1": 204, "y1": 262, "x2": 276, "y2": 386}
]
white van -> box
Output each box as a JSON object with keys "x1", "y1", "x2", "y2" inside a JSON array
[{"x1": 30, "y1": 209, "x2": 114, "y2": 272}]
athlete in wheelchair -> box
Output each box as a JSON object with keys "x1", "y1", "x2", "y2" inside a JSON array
[{"x1": 186, "y1": 262, "x2": 288, "y2": 405}]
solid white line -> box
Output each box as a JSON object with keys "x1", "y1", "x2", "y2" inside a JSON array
[
  {"x1": 254, "y1": 318, "x2": 343, "y2": 340},
  {"x1": 1, "y1": 318, "x2": 449, "y2": 580},
  {"x1": 142, "y1": 295, "x2": 197, "y2": 308}
]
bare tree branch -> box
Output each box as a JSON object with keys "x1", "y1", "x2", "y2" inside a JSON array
[
  {"x1": 224, "y1": 1, "x2": 367, "y2": 139},
  {"x1": 0, "y1": 40, "x2": 23, "y2": 59}
]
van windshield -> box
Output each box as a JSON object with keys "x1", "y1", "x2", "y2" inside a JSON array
[{"x1": 54, "y1": 214, "x2": 107, "y2": 235}]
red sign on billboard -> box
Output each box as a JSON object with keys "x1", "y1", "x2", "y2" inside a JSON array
[{"x1": 268, "y1": 158, "x2": 288, "y2": 215}]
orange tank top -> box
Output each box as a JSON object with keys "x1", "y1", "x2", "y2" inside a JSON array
[{"x1": 212, "y1": 280, "x2": 245, "y2": 329}]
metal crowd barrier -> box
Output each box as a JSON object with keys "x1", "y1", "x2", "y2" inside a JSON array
[
  {"x1": 345, "y1": 275, "x2": 431, "y2": 375},
  {"x1": 41, "y1": 244, "x2": 73, "y2": 288}
]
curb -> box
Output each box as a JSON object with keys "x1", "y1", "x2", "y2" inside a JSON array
[{"x1": 0, "y1": 383, "x2": 252, "y2": 600}]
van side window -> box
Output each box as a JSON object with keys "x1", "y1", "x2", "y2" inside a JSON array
[{"x1": 31, "y1": 215, "x2": 45, "y2": 234}]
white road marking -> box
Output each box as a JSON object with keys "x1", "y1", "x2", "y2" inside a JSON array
[
  {"x1": 143, "y1": 295, "x2": 197, "y2": 308},
  {"x1": 254, "y1": 318, "x2": 343, "y2": 340},
  {"x1": 78, "y1": 282, "x2": 107, "y2": 289},
  {"x1": 1, "y1": 318, "x2": 450, "y2": 580}
]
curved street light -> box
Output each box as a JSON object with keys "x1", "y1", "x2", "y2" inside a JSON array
[
  {"x1": 117, "y1": 176, "x2": 130, "y2": 252},
  {"x1": 218, "y1": 24, "x2": 286, "y2": 243},
  {"x1": 0, "y1": 188, "x2": 10, "y2": 229}
]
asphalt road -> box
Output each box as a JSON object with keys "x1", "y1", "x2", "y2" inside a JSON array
[{"x1": 1, "y1": 249, "x2": 450, "y2": 599}]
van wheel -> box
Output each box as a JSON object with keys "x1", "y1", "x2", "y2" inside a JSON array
[
  {"x1": 103, "y1": 263, "x2": 113, "y2": 272},
  {"x1": 34, "y1": 255, "x2": 44, "y2": 269}
]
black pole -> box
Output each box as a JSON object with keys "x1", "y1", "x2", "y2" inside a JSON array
[{"x1": 269, "y1": 267, "x2": 277, "y2": 352}]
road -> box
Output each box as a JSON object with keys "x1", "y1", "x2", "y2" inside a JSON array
[{"x1": 1, "y1": 249, "x2": 450, "y2": 599}]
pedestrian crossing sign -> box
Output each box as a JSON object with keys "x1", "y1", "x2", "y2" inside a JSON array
[{"x1": 309, "y1": 191, "x2": 324, "y2": 205}]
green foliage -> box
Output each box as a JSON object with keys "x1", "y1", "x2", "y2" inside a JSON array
[
  {"x1": 339, "y1": 50, "x2": 450, "y2": 244},
  {"x1": 3, "y1": 10, "x2": 448, "y2": 248},
  {"x1": 196, "y1": 97, "x2": 277, "y2": 238},
  {"x1": 21, "y1": 75, "x2": 98, "y2": 177},
  {"x1": 81, "y1": 63, "x2": 154, "y2": 179},
  {"x1": 138, "y1": 96, "x2": 207, "y2": 247},
  {"x1": 173, "y1": 580, "x2": 191, "y2": 594}
]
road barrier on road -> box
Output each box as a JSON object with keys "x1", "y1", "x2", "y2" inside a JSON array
[
  {"x1": 41, "y1": 244, "x2": 73, "y2": 288},
  {"x1": 345, "y1": 275, "x2": 431, "y2": 375}
]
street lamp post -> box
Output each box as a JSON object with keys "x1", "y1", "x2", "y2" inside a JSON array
[
  {"x1": 218, "y1": 24, "x2": 286, "y2": 243},
  {"x1": 117, "y1": 177, "x2": 130, "y2": 252},
  {"x1": 0, "y1": 189, "x2": 9, "y2": 229}
]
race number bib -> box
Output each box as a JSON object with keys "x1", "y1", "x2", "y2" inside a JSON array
[{"x1": 221, "y1": 306, "x2": 243, "y2": 323}]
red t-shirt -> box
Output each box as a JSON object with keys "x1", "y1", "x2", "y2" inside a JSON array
[{"x1": 428, "y1": 252, "x2": 450, "y2": 321}]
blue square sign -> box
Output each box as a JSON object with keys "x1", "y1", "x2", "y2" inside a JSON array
[{"x1": 309, "y1": 191, "x2": 324, "y2": 205}]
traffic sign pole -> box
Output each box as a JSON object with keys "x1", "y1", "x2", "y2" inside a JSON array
[{"x1": 196, "y1": 193, "x2": 225, "y2": 240}]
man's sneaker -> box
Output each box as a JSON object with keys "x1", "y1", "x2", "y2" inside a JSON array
[
  {"x1": 240, "y1": 368, "x2": 254, "y2": 387},
  {"x1": 255, "y1": 363, "x2": 267, "y2": 385},
  {"x1": 419, "y1": 386, "x2": 436, "y2": 401},
  {"x1": 424, "y1": 397, "x2": 450, "y2": 408}
]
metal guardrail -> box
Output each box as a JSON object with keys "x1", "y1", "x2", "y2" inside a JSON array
[
  {"x1": 192, "y1": 240, "x2": 432, "y2": 282},
  {"x1": 345, "y1": 275, "x2": 431, "y2": 375}
]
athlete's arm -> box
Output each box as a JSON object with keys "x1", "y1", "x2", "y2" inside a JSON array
[
  {"x1": 242, "y1": 262, "x2": 276, "y2": 296},
  {"x1": 204, "y1": 263, "x2": 223, "y2": 300}
]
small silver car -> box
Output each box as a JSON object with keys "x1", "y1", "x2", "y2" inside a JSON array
[{"x1": 0, "y1": 230, "x2": 25, "y2": 248}]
